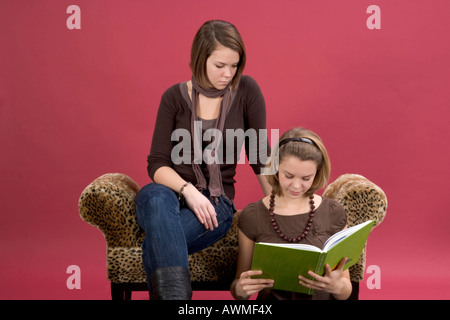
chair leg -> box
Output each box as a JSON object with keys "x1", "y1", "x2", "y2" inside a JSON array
[
  {"x1": 111, "y1": 283, "x2": 126, "y2": 300},
  {"x1": 124, "y1": 288, "x2": 132, "y2": 300},
  {"x1": 111, "y1": 282, "x2": 148, "y2": 300},
  {"x1": 349, "y1": 281, "x2": 360, "y2": 300}
]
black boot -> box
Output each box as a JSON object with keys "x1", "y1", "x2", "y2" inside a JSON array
[{"x1": 150, "y1": 266, "x2": 192, "y2": 300}]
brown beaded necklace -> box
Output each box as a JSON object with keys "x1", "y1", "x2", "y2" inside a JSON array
[{"x1": 268, "y1": 193, "x2": 315, "y2": 243}]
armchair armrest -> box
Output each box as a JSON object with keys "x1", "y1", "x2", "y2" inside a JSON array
[
  {"x1": 78, "y1": 173, "x2": 144, "y2": 247},
  {"x1": 323, "y1": 174, "x2": 387, "y2": 228},
  {"x1": 323, "y1": 174, "x2": 387, "y2": 282}
]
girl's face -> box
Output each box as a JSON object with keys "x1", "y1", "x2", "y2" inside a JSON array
[
  {"x1": 278, "y1": 156, "x2": 318, "y2": 199},
  {"x1": 206, "y1": 44, "x2": 239, "y2": 90}
]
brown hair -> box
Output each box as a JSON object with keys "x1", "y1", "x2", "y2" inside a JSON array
[
  {"x1": 266, "y1": 127, "x2": 331, "y2": 197},
  {"x1": 190, "y1": 20, "x2": 246, "y2": 89}
]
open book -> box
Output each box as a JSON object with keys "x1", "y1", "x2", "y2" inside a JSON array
[{"x1": 251, "y1": 220, "x2": 374, "y2": 295}]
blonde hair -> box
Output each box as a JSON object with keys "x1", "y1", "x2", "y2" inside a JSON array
[
  {"x1": 190, "y1": 20, "x2": 246, "y2": 89},
  {"x1": 266, "y1": 127, "x2": 331, "y2": 197}
]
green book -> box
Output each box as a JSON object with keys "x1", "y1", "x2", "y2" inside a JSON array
[{"x1": 251, "y1": 220, "x2": 374, "y2": 295}]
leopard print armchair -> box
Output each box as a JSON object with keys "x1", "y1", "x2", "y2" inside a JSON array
[{"x1": 78, "y1": 173, "x2": 386, "y2": 300}]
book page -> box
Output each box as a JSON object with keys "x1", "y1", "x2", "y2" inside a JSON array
[
  {"x1": 322, "y1": 220, "x2": 373, "y2": 251},
  {"x1": 258, "y1": 242, "x2": 323, "y2": 252}
]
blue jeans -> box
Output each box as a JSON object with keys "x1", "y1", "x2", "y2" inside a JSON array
[{"x1": 135, "y1": 183, "x2": 234, "y2": 290}]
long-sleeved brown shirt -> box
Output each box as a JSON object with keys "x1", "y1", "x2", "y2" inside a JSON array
[{"x1": 147, "y1": 75, "x2": 270, "y2": 200}]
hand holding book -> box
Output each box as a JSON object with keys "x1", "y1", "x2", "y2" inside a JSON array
[
  {"x1": 251, "y1": 220, "x2": 374, "y2": 295},
  {"x1": 298, "y1": 257, "x2": 351, "y2": 299},
  {"x1": 236, "y1": 257, "x2": 351, "y2": 299},
  {"x1": 234, "y1": 270, "x2": 275, "y2": 298}
]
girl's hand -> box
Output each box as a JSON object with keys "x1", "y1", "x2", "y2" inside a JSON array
[
  {"x1": 298, "y1": 257, "x2": 351, "y2": 298},
  {"x1": 182, "y1": 183, "x2": 218, "y2": 231},
  {"x1": 235, "y1": 270, "x2": 274, "y2": 299}
]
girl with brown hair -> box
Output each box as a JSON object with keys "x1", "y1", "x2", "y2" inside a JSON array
[
  {"x1": 231, "y1": 127, "x2": 352, "y2": 300},
  {"x1": 136, "y1": 20, "x2": 271, "y2": 299}
]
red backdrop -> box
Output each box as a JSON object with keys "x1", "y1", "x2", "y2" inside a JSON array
[{"x1": 1, "y1": 0, "x2": 449, "y2": 300}]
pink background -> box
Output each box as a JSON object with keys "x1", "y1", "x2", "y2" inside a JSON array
[{"x1": 1, "y1": 0, "x2": 449, "y2": 300}]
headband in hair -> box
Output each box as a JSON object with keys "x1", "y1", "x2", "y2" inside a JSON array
[{"x1": 278, "y1": 137, "x2": 319, "y2": 149}]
